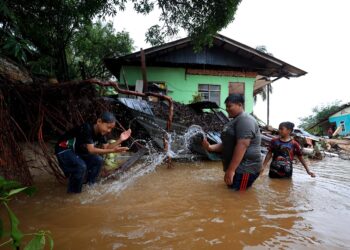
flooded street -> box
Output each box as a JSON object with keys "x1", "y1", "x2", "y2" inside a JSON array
[{"x1": 3, "y1": 157, "x2": 350, "y2": 249}]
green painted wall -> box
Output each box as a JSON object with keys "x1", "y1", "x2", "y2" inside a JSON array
[{"x1": 120, "y1": 66, "x2": 255, "y2": 113}]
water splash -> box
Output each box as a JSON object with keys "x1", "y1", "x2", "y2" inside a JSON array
[
  {"x1": 128, "y1": 139, "x2": 149, "y2": 149},
  {"x1": 81, "y1": 152, "x2": 166, "y2": 204},
  {"x1": 79, "y1": 124, "x2": 207, "y2": 204},
  {"x1": 183, "y1": 125, "x2": 206, "y2": 149}
]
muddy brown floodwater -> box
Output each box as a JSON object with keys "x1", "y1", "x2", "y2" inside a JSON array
[{"x1": 1, "y1": 157, "x2": 350, "y2": 249}]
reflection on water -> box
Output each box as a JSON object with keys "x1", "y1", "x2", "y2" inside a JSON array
[{"x1": 1, "y1": 158, "x2": 350, "y2": 249}]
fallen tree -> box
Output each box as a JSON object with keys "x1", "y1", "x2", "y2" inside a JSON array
[{"x1": 0, "y1": 75, "x2": 120, "y2": 184}]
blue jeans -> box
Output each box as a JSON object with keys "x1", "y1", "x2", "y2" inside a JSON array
[{"x1": 56, "y1": 150, "x2": 103, "y2": 193}]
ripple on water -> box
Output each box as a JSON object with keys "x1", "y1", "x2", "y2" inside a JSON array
[{"x1": 211, "y1": 217, "x2": 224, "y2": 223}]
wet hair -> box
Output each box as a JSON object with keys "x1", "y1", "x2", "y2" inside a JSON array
[
  {"x1": 99, "y1": 111, "x2": 116, "y2": 123},
  {"x1": 225, "y1": 94, "x2": 245, "y2": 105},
  {"x1": 279, "y1": 121, "x2": 295, "y2": 132}
]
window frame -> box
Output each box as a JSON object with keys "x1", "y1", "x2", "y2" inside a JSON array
[{"x1": 198, "y1": 84, "x2": 221, "y2": 105}]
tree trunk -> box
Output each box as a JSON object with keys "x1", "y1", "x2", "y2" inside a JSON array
[
  {"x1": 56, "y1": 45, "x2": 69, "y2": 81},
  {"x1": 79, "y1": 61, "x2": 87, "y2": 80}
]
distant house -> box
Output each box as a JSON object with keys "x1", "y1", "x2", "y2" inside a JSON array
[
  {"x1": 308, "y1": 103, "x2": 350, "y2": 136},
  {"x1": 329, "y1": 105, "x2": 350, "y2": 136},
  {"x1": 104, "y1": 34, "x2": 306, "y2": 113}
]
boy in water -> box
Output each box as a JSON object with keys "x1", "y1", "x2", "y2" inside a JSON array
[
  {"x1": 262, "y1": 122, "x2": 316, "y2": 178},
  {"x1": 55, "y1": 112, "x2": 131, "y2": 193}
]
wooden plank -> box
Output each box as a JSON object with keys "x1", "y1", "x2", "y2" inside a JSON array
[
  {"x1": 187, "y1": 68, "x2": 257, "y2": 78},
  {"x1": 117, "y1": 147, "x2": 148, "y2": 173}
]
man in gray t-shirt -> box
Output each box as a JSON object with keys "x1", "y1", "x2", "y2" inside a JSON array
[{"x1": 203, "y1": 94, "x2": 262, "y2": 191}]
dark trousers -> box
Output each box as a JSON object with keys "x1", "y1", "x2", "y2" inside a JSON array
[
  {"x1": 56, "y1": 150, "x2": 103, "y2": 193},
  {"x1": 229, "y1": 172, "x2": 259, "y2": 191},
  {"x1": 269, "y1": 170, "x2": 292, "y2": 178}
]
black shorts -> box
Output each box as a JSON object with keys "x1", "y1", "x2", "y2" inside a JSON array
[
  {"x1": 269, "y1": 170, "x2": 292, "y2": 178},
  {"x1": 229, "y1": 172, "x2": 260, "y2": 191}
]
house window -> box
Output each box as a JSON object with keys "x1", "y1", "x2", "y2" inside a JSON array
[
  {"x1": 198, "y1": 84, "x2": 221, "y2": 105},
  {"x1": 340, "y1": 121, "x2": 345, "y2": 131}
]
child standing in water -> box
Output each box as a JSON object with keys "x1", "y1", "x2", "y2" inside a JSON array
[
  {"x1": 55, "y1": 112, "x2": 132, "y2": 193},
  {"x1": 262, "y1": 122, "x2": 316, "y2": 178}
]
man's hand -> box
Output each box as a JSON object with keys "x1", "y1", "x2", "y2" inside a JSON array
[
  {"x1": 202, "y1": 138, "x2": 210, "y2": 151},
  {"x1": 112, "y1": 146, "x2": 129, "y2": 153},
  {"x1": 260, "y1": 164, "x2": 267, "y2": 176},
  {"x1": 308, "y1": 171, "x2": 316, "y2": 178},
  {"x1": 224, "y1": 169, "x2": 235, "y2": 185},
  {"x1": 120, "y1": 129, "x2": 132, "y2": 142}
]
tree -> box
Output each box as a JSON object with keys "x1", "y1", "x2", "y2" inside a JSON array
[
  {"x1": 253, "y1": 82, "x2": 273, "y2": 103},
  {"x1": 299, "y1": 100, "x2": 343, "y2": 130},
  {"x1": 254, "y1": 45, "x2": 273, "y2": 102},
  {"x1": 1, "y1": 0, "x2": 242, "y2": 80},
  {"x1": 70, "y1": 21, "x2": 133, "y2": 80},
  {"x1": 1, "y1": 0, "x2": 133, "y2": 80},
  {"x1": 254, "y1": 45, "x2": 275, "y2": 125},
  {"x1": 146, "y1": 0, "x2": 242, "y2": 47}
]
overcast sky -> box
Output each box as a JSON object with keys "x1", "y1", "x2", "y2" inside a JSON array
[{"x1": 111, "y1": 0, "x2": 350, "y2": 127}]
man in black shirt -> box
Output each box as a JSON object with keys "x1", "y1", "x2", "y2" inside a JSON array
[
  {"x1": 203, "y1": 94, "x2": 262, "y2": 191},
  {"x1": 55, "y1": 112, "x2": 131, "y2": 193}
]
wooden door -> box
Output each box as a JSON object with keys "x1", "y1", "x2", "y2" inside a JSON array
[{"x1": 228, "y1": 82, "x2": 245, "y2": 95}]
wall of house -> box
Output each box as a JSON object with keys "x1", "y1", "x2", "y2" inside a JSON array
[
  {"x1": 330, "y1": 107, "x2": 350, "y2": 118},
  {"x1": 329, "y1": 114, "x2": 350, "y2": 136},
  {"x1": 120, "y1": 66, "x2": 256, "y2": 113}
]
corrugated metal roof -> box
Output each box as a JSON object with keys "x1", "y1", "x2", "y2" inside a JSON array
[{"x1": 104, "y1": 33, "x2": 306, "y2": 81}]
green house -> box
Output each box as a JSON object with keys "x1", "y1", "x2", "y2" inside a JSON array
[{"x1": 104, "y1": 34, "x2": 306, "y2": 113}]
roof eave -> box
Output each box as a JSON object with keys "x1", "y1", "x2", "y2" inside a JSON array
[{"x1": 104, "y1": 34, "x2": 307, "y2": 79}]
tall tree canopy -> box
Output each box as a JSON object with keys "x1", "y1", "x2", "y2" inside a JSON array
[
  {"x1": 70, "y1": 21, "x2": 133, "y2": 80},
  {"x1": 146, "y1": 0, "x2": 242, "y2": 47},
  {"x1": 0, "y1": 0, "x2": 242, "y2": 81}
]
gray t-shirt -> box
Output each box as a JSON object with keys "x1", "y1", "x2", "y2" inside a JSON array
[{"x1": 221, "y1": 112, "x2": 262, "y2": 174}]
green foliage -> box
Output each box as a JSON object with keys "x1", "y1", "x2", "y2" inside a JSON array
[
  {"x1": 24, "y1": 231, "x2": 54, "y2": 250},
  {"x1": 1, "y1": 0, "x2": 130, "y2": 80},
  {"x1": 0, "y1": 0, "x2": 34, "y2": 63},
  {"x1": 1, "y1": 0, "x2": 242, "y2": 80},
  {"x1": 191, "y1": 92, "x2": 202, "y2": 103},
  {"x1": 299, "y1": 100, "x2": 343, "y2": 130},
  {"x1": 0, "y1": 176, "x2": 53, "y2": 249},
  {"x1": 1, "y1": 35, "x2": 33, "y2": 63},
  {"x1": 4, "y1": 203, "x2": 23, "y2": 247},
  {"x1": 145, "y1": 25, "x2": 165, "y2": 46},
  {"x1": 146, "y1": 0, "x2": 242, "y2": 48},
  {"x1": 71, "y1": 21, "x2": 133, "y2": 80}
]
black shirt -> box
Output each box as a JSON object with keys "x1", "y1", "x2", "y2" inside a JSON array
[{"x1": 56, "y1": 123, "x2": 107, "y2": 155}]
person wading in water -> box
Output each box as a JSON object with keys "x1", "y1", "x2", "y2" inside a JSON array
[
  {"x1": 261, "y1": 121, "x2": 316, "y2": 179},
  {"x1": 202, "y1": 94, "x2": 262, "y2": 191},
  {"x1": 55, "y1": 112, "x2": 131, "y2": 193}
]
